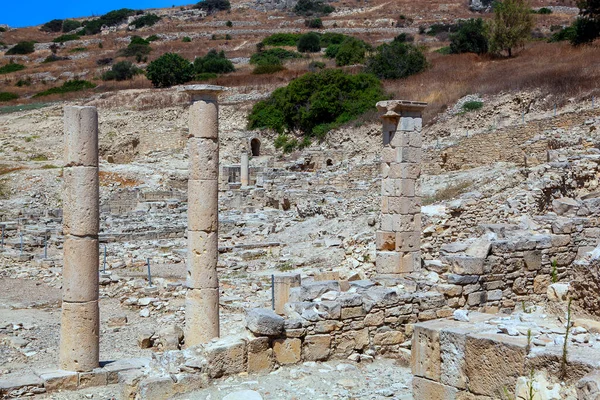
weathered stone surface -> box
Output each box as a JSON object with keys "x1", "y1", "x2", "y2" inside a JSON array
[
  {"x1": 204, "y1": 336, "x2": 247, "y2": 378},
  {"x1": 62, "y1": 236, "x2": 99, "y2": 302},
  {"x1": 223, "y1": 390, "x2": 263, "y2": 400},
  {"x1": 412, "y1": 321, "x2": 442, "y2": 381},
  {"x1": 189, "y1": 99, "x2": 218, "y2": 138},
  {"x1": 413, "y1": 377, "x2": 459, "y2": 400},
  {"x1": 59, "y1": 300, "x2": 99, "y2": 372},
  {"x1": 247, "y1": 337, "x2": 272, "y2": 373},
  {"x1": 62, "y1": 167, "x2": 99, "y2": 236},
  {"x1": 577, "y1": 371, "x2": 600, "y2": 400},
  {"x1": 464, "y1": 333, "x2": 527, "y2": 397},
  {"x1": 187, "y1": 180, "x2": 218, "y2": 232},
  {"x1": 185, "y1": 288, "x2": 219, "y2": 346},
  {"x1": 188, "y1": 137, "x2": 219, "y2": 180},
  {"x1": 78, "y1": 369, "x2": 108, "y2": 388},
  {"x1": 187, "y1": 231, "x2": 218, "y2": 289},
  {"x1": 289, "y1": 281, "x2": 340, "y2": 302},
  {"x1": 245, "y1": 308, "x2": 284, "y2": 336},
  {"x1": 38, "y1": 370, "x2": 78, "y2": 391},
  {"x1": 63, "y1": 106, "x2": 98, "y2": 167},
  {"x1": 303, "y1": 334, "x2": 331, "y2": 361},
  {"x1": 272, "y1": 338, "x2": 301, "y2": 364}
]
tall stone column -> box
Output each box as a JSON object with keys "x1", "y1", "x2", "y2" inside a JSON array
[
  {"x1": 60, "y1": 106, "x2": 100, "y2": 371},
  {"x1": 182, "y1": 85, "x2": 227, "y2": 346},
  {"x1": 375, "y1": 100, "x2": 427, "y2": 275},
  {"x1": 240, "y1": 152, "x2": 249, "y2": 187}
]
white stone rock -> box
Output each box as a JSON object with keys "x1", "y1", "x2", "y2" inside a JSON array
[
  {"x1": 453, "y1": 309, "x2": 469, "y2": 322},
  {"x1": 223, "y1": 391, "x2": 263, "y2": 400}
]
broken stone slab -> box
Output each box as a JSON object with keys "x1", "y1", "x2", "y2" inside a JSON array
[
  {"x1": 446, "y1": 274, "x2": 479, "y2": 285},
  {"x1": 0, "y1": 373, "x2": 44, "y2": 396},
  {"x1": 552, "y1": 197, "x2": 580, "y2": 216},
  {"x1": 103, "y1": 357, "x2": 151, "y2": 384},
  {"x1": 203, "y1": 336, "x2": 247, "y2": 378},
  {"x1": 288, "y1": 281, "x2": 341, "y2": 302},
  {"x1": 441, "y1": 254, "x2": 485, "y2": 275},
  {"x1": 577, "y1": 370, "x2": 600, "y2": 399},
  {"x1": 547, "y1": 283, "x2": 569, "y2": 302},
  {"x1": 37, "y1": 370, "x2": 78, "y2": 391},
  {"x1": 245, "y1": 308, "x2": 284, "y2": 336}
]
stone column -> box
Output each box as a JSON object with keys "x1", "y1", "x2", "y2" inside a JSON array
[
  {"x1": 181, "y1": 85, "x2": 227, "y2": 346},
  {"x1": 240, "y1": 152, "x2": 249, "y2": 187},
  {"x1": 375, "y1": 100, "x2": 427, "y2": 275},
  {"x1": 273, "y1": 273, "x2": 301, "y2": 315},
  {"x1": 60, "y1": 106, "x2": 100, "y2": 371}
]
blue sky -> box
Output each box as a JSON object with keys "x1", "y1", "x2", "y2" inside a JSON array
[{"x1": 2, "y1": 0, "x2": 193, "y2": 28}]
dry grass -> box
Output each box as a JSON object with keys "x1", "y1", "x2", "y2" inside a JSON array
[
  {"x1": 0, "y1": 165, "x2": 24, "y2": 175},
  {"x1": 388, "y1": 41, "x2": 600, "y2": 122},
  {"x1": 99, "y1": 171, "x2": 140, "y2": 187}
]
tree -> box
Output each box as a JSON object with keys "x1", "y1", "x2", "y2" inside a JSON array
[
  {"x1": 450, "y1": 18, "x2": 489, "y2": 54},
  {"x1": 6, "y1": 41, "x2": 35, "y2": 55},
  {"x1": 571, "y1": 0, "x2": 600, "y2": 44},
  {"x1": 297, "y1": 32, "x2": 321, "y2": 53},
  {"x1": 365, "y1": 42, "x2": 427, "y2": 80},
  {"x1": 195, "y1": 0, "x2": 231, "y2": 13},
  {"x1": 194, "y1": 50, "x2": 235, "y2": 74},
  {"x1": 102, "y1": 61, "x2": 140, "y2": 81},
  {"x1": 41, "y1": 19, "x2": 63, "y2": 33},
  {"x1": 334, "y1": 37, "x2": 368, "y2": 66},
  {"x1": 146, "y1": 53, "x2": 194, "y2": 88},
  {"x1": 487, "y1": 0, "x2": 534, "y2": 57}
]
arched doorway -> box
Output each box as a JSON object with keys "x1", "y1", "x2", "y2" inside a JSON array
[{"x1": 251, "y1": 138, "x2": 261, "y2": 157}]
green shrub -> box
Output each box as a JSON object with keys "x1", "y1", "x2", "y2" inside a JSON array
[
  {"x1": 250, "y1": 48, "x2": 303, "y2": 65},
  {"x1": 305, "y1": 18, "x2": 323, "y2": 28},
  {"x1": 102, "y1": 61, "x2": 141, "y2": 81},
  {"x1": 425, "y1": 22, "x2": 459, "y2": 36},
  {"x1": 0, "y1": 62, "x2": 25, "y2": 75},
  {"x1": 70, "y1": 47, "x2": 87, "y2": 52},
  {"x1": 118, "y1": 42, "x2": 151, "y2": 60},
  {"x1": 549, "y1": 25, "x2": 576, "y2": 42},
  {"x1": 463, "y1": 100, "x2": 483, "y2": 111},
  {"x1": 297, "y1": 32, "x2": 321, "y2": 52},
  {"x1": 533, "y1": 7, "x2": 552, "y2": 14},
  {"x1": 319, "y1": 32, "x2": 346, "y2": 46},
  {"x1": 82, "y1": 8, "x2": 136, "y2": 35},
  {"x1": 293, "y1": 0, "x2": 335, "y2": 16},
  {"x1": 0, "y1": 27, "x2": 6, "y2": 33},
  {"x1": 194, "y1": 0, "x2": 231, "y2": 13},
  {"x1": 393, "y1": 33, "x2": 414, "y2": 43},
  {"x1": 53, "y1": 34, "x2": 80, "y2": 43},
  {"x1": 365, "y1": 42, "x2": 427, "y2": 80},
  {"x1": 571, "y1": 17, "x2": 600, "y2": 45},
  {"x1": 253, "y1": 63, "x2": 284, "y2": 74},
  {"x1": 324, "y1": 44, "x2": 340, "y2": 58},
  {"x1": 146, "y1": 34, "x2": 160, "y2": 42},
  {"x1": 262, "y1": 33, "x2": 301, "y2": 46},
  {"x1": 130, "y1": 35, "x2": 150, "y2": 45},
  {"x1": 449, "y1": 18, "x2": 488, "y2": 54},
  {"x1": 0, "y1": 92, "x2": 19, "y2": 102},
  {"x1": 435, "y1": 46, "x2": 452, "y2": 54},
  {"x1": 6, "y1": 41, "x2": 35, "y2": 55},
  {"x1": 248, "y1": 69, "x2": 385, "y2": 141},
  {"x1": 308, "y1": 60, "x2": 326, "y2": 71},
  {"x1": 16, "y1": 77, "x2": 32, "y2": 87},
  {"x1": 196, "y1": 72, "x2": 218, "y2": 81},
  {"x1": 41, "y1": 19, "x2": 64, "y2": 33},
  {"x1": 146, "y1": 53, "x2": 194, "y2": 87},
  {"x1": 225, "y1": 34, "x2": 232, "y2": 40},
  {"x1": 182, "y1": 36, "x2": 192, "y2": 42},
  {"x1": 33, "y1": 80, "x2": 96, "y2": 97},
  {"x1": 62, "y1": 19, "x2": 82, "y2": 32},
  {"x1": 43, "y1": 54, "x2": 69, "y2": 63},
  {"x1": 274, "y1": 134, "x2": 299, "y2": 153},
  {"x1": 226, "y1": 20, "x2": 233, "y2": 27},
  {"x1": 194, "y1": 49, "x2": 235, "y2": 74},
  {"x1": 130, "y1": 14, "x2": 161, "y2": 29},
  {"x1": 334, "y1": 37, "x2": 368, "y2": 66}
]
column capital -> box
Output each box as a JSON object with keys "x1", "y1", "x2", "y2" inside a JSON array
[
  {"x1": 376, "y1": 100, "x2": 427, "y2": 121},
  {"x1": 178, "y1": 84, "x2": 229, "y2": 102}
]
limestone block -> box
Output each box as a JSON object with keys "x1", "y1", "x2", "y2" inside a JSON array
[
  {"x1": 364, "y1": 310, "x2": 385, "y2": 326},
  {"x1": 188, "y1": 179, "x2": 218, "y2": 232},
  {"x1": 382, "y1": 147, "x2": 397, "y2": 163},
  {"x1": 524, "y1": 250, "x2": 542, "y2": 271},
  {"x1": 443, "y1": 255, "x2": 485, "y2": 275},
  {"x1": 387, "y1": 196, "x2": 421, "y2": 215},
  {"x1": 396, "y1": 231, "x2": 420, "y2": 252},
  {"x1": 273, "y1": 273, "x2": 301, "y2": 314},
  {"x1": 467, "y1": 292, "x2": 486, "y2": 306},
  {"x1": 411, "y1": 321, "x2": 442, "y2": 381},
  {"x1": 373, "y1": 329, "x2": 404, "y2": 345},
  {"x1": 272, "y1": 338, "x2": 301, "y2": 364},
  {"x1": 439, "y1": 325, "x2": 470, "y2": 389},
  {"x1": 245, "y1": 308, "x2": 284, "y2": 336},
  {"x1": 400, "y1": 251, "x2": 421, "y2": 273},
  {"x1": 574, "y1": 318, "x2": 600, "y2": 334},
  {"x1": 189, "y1": 100, "x2": 218, "y2": 139},
  {"x1": 577, "y1": 371, "x2": 600, "y2": 400},
  {"x1": 62, "y1": 236, "x2": 99, "y2": 303},
  {"x1": 247, "y1": 337, "x2": 272, "y2": 373},
  {"x1": 59, "y1": 300, "x2": 99, "y2": 372},
  {"x1": 63, "y1": 106, "x2": 98, "y2": 168},
  {"x1": 62, "y1": 167, "x2": 99, "y2": 236},
  {"x1": 38, "y1": 370, "x2": 78, "y2": 391},
  {"x1": 103, "y1": 357, "x2": 150, "y2": 384},
  {"x1": 399, "y1": 147, "x2": 422, "y2": 164},
  {"x1": 376, "y1": 231, "x2": 396, "y2": 251},
  {"x1": 376, "y1": 251, "x2": 400, "y2": 274},
  {"x1": 78, "y1": 369, "x2": 108, "y2": 388},
  {"x1": 303, "y1": 334, "x2": 331, "y2": 361},
  {"x1": 188, "y1": 138, "x2": 219, "y2": 180},
  {"x1": 410, "y1": 130, "x2": 423, "y2": 146},
  {"x1": 390, "y1": 130, "x2": 411, "y2": 147},
  {"x1": 187, "y1": 231, "x2": 218, "y2": 289},
  {"x1": 381, "y1": 214, "x2": 419, "y2": 232},
  {"x1": 204, "y1": 336, "x2": 247, "y2": 378},
  {"x1": 399, "y1": 116, "x2": 416, "y2": 132},
  {"x1": 185, "y1": 288, "x2": 219, "y2": 346},
  {"x1": 388, "y1": 163, "x2": 421, "y2": 180},
  {"x1": 464, "y1": 333, "x2": 527, "y2": 397},
  {"x1": 341, "y1": 306, "x2": 366, "y2": 319},
  {"x1": 413, "y1": 377, "x2": 459, "y2": 400}
]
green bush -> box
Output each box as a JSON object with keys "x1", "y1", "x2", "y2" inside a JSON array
[
  {"x1": 196, "y1": 72, "x2": 218, "y2": 81},
  {"x1": 146, "y1": 53, "x2": 194, "y2": 87},
  {"x1": 130, "y1": 14, "x2": 161, "y2": 28},
  {"x1": 62, "y1": 20, "x2": 82, "y2": 32},
  {"x1": 293, "y1": 0, "x2": 335, "y2": 16},
  {"x1": 226, "y1": 20, "x2": 233, "y2": 27},
  {"x1": 0, "y1": 92, "x2": 19, "y2": 102},
  {"x1": 248, "y1": 69, "x2": 385, "y2": 141},
  {"x1": 194, "y1": 49, "x2": 235, "y2": 74},
  {"x1": 533, "y1": 7, "x2": 552, "y2": 14},
  {"x1": 305, "y1": 18, "x2": 323, "y2": 28},
  {"x1": 130, "y1": 35, "x2": 150, "y2": 45},
  {"x1": 53, "y1": 34, "x2": 80, "y2": 43},
  {"x1": 253, "y1": 63, "x2": 285, "y2": 74},
  {"x1": 334, "y1": 37, "x2": 368, "y2": 66},
  {"x1": 41, "y1": 19, "x2": 64, "y2": 33},
  {"x1": 118, "y1": 42, "x2": 151, "y2": 60},
  {"x1": 16, "y1": 77, "x2": 31, "y2": 87},
  {"x1": 463, "y1": 100, "x2": 483, "y2": 111},
  {"x1": 33, "y1": 80, "x2": 96, "y2": 97},
  {"x1": 146, "y1": 34, "x2": 160, "y2": 42},
  {"x1": 0, "y1": 62, "x2": 25, "y2": 75},
  {"x1": 194, "y1": 0, "x2": 231, "y2": 13},
  {"x1": 43, "y1": 54, "x2": 69, "y2": 63},
  {"x1": 262, "y1": 33, "x2": 302, "y2": 46},
  {"x1": 250, "y1": 48, "x2": 303, "y2": 65},
  {"x1": 549, "y1": 24, "x2": 577, "y2": 42},
  {"x1": 297, "y1": 32, "x2": 321, "y2": 52},
  {"x1": 393, "y1": 33, "x2": 414, "y2": 43},
  {"x1": 0, "y1": 27, "x2": 6, "y2": 33},
  {"x1": 82, "y1": 8, "x2": 136, "y2": 35},
  {"x1": 6, "y1": 41, "x2": 35, "y2": 55},
  {"x1": 324, "y1": 44, "x2": 340, "y2": 58},
  {"x1": 435, "y1": 46, "x2": 452, "y2": 54},
  {"x1": 319, "y1": 32, "x2": 346, "y2": 46},
  {"x1": 308, "y1": 60, "x2": 326, "y2": 71},
  {"x1": 365, "y1": 42, "x2": 427, "y2": 80},
  {"x1": 102, "y1": 61, "x2": 141, "y2": 81},
  {"x1": 449, "y1": 18, "x2": 488, "y2": 54},
  {"x1": 425, "y1": 22, "x2": 459, "y2": 36},
  {"x1": 70, "y1": 47, "x2": 87, "y2": 52},
  {"x1": 182, "y1": 36, "x2": 192, "y2": 42},
  {"x1": 571, "y1": 17, "x2": 600, "y2": 45}
]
